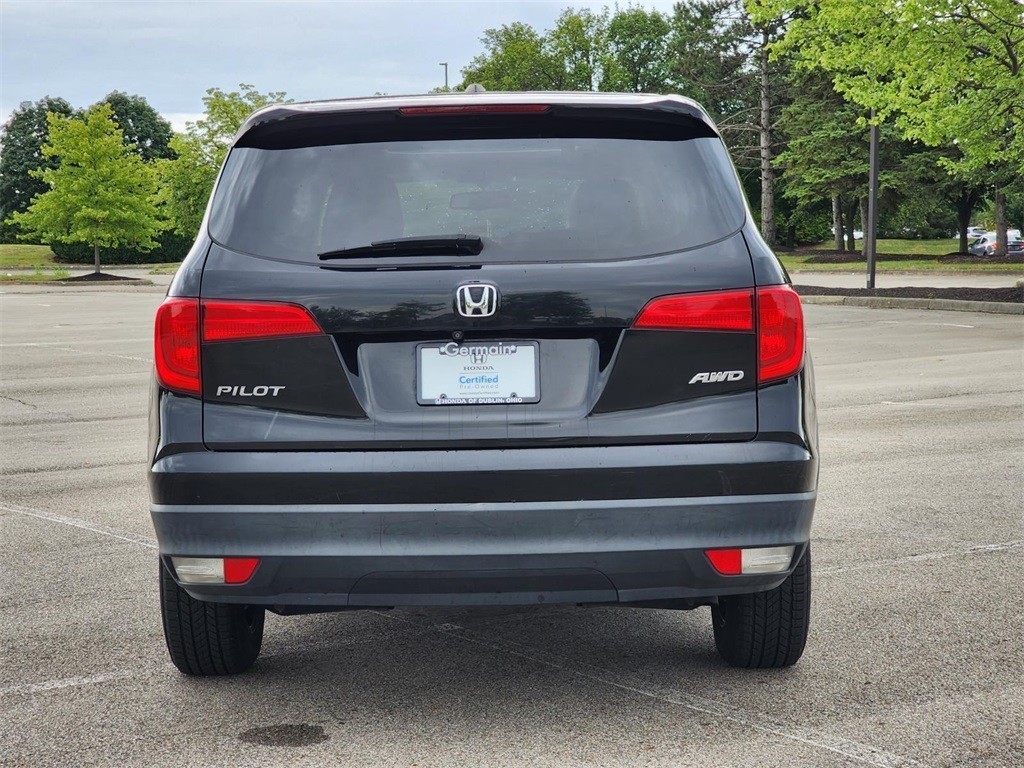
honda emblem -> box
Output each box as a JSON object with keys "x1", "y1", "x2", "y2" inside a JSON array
[{"x1": 455, "y1": 283, "x2": 499, "y2": 318}]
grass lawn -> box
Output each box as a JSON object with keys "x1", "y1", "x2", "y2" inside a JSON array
[
  {"x1": 4, "y1": 238, "x2": 1020, "y2": 276},
  {"x1": 0, "y1": 267, "x2": 72, "y2": 283},
  {"x1": 801, "y1": 238, "x2": 962, "y2": 257},
  {"x1": 0, "y1": 243, "x2": 177, "y2": 273},
  {"x1": 779, "y1": 254, "x2": 1024, "y2": 273},
  {"x1": 0, "y1": 243, "x2": 57, "y2": 268}
]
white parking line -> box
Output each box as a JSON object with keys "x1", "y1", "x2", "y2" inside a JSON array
[
  {"x1": 818, "y1": 540, "x2": 1024, "y2": 575},
  {"x1": 3, "y1": 494, "x2": 1017, "y2": 767},
  {"x1": 0, "y1": 670, "x2": 139, "y2": 697},
  {"x1": 0, "y1": 338, "x2": 149, "y2": 347},
  {"x1": 0, "y1": 502, "x2": 157, "y2": 549},
  {"x1": 7, "y1": 343, "x2": 150, "y2": 363},
  {"x1": 383, "y1": 613, "x2": 927, "y2": 768}
]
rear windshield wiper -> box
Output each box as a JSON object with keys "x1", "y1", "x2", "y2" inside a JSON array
[{"x1": 318, "y1": 234, "x2": 483, "y2": 260}]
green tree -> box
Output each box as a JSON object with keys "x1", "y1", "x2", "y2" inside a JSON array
[
  {"x1": 0, "y1": 97, "x2": 75, "y2": 238},
  {"x1": 154, "y1": 84, "x2": 288, "y2": 236},
  {"x1": 459, "y1": 22, "x2": 563, "y2": 90},
  {"x1": 101, "y1": 91, "x2": 173, "y2": 161},
  {"x1": 601, "y1": 8, "x2": 673, "y2": 92},
  {"x1": 775, "y1": 69, "x2": 871, "y2": 251},
  {"x1": 670, "y1": 1, "x2": 754, "y2": 124},
  {"x1": 755, "y1": 0, "x2": 1024, "y2": 253},
  {"x1": 545, "y1": 8, "x2": 609, "y2": 91},
  {"x1": 9, "y1": 105, "x2": 161, "y2": 273}
]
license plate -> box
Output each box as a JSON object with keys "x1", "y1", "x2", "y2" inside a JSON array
[{"x1": 417, "y1": 341, "x2": 540, "y2": 405}]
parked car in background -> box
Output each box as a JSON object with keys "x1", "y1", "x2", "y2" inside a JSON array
[
  {"x1": 969, "y1": 234, "x2": 1024, "y2": 257},
  {"x1": 966, "y1": 226, "x2": 988, "y2": 239}
]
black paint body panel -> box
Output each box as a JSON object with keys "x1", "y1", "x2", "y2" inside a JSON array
[{"x1": 149, "y1": 92, "x2": 818, "y2": 608}]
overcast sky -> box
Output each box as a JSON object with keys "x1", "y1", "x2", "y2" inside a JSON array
[{"x1": 2, "y1": 0, "x2": 677, "y2": 130}]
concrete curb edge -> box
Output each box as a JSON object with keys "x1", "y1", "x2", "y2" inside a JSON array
[{"x1": 799, "y1": 295, "x2": 1023, "y2": 315}]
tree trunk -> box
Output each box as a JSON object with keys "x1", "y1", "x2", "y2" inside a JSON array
[
  {"x1": 758, "y1": 30, "x2": 777, "y2": 247},
  {"x1": 832, "y1": 193, "x2": 844, "y2": 251},
  {"x1": 994, "y1": 186, "x2": 1008, "y2": 257},
  {"x1": 859, "y1": 197, "x2": 869, "y2": 257},
  {"x1": 93, "y1": 244, "x2": 100, "y2": 274},
  {"x1": 845, "y1": 200, "x2": 858, "y2": 252},
  {"x1": 955, "y1": 190, "x2": 972, "y2": 254},
  {"x1": 786, "y1": 222, "x2": 796, "y2": 250}
]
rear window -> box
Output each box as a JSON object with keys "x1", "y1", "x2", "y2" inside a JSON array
[{"x1": 208, "y1": 135, "x2": 746, "y2": 263}]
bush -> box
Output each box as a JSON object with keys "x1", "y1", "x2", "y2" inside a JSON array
[{"x1": 51, "y1": 231, "x2": 193, "y2": 264}]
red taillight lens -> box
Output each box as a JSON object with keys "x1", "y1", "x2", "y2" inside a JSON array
[
  {"x1": 705, "y1": 549, "x2": 742, "y2": 575},
  {"x1": 633, "y1": 289, "x2": 754, "y2": 331},
  {"x1": 223, "y1": 557, "x2": 260, "y2": 584},
  {"x1": 756, "y1": 285, "x2": 804, "y2": 384},
  {"x1": 399, "y1": 104, "x2": 550, "y2": 116},
  {"x1": 202, "y1": 300, "x2": 322, "y2": 343},
  {"x1": 154, "y1": 298, "x2": 200, "y2": 395}
]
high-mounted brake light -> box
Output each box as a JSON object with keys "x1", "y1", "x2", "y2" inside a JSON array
[
  {"x1": 633, "y1": 289, "x2": 754, "y2": 332},
  {"x1": 399, "y1": 104, "x2": 550, "y2": 116},
  {"x1": 154, "y1": 298, "x2": 201, "y2": 396},
  {"x1": 756, "y1": 285, "x2": 804, "y2": 384},
  {"x1": 202, "y1": 300, "x2": 322, "y2": 343}
]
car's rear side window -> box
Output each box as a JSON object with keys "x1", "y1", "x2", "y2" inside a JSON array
[{"x1": 208, "y1": 135, "x2": 746, "y2": 263}]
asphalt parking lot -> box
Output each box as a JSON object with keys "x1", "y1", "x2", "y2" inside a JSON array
[{"x1": 1, "y1": 285, "x2": 1021, "y2": 768}]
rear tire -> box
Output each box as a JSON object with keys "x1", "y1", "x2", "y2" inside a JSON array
[
  {"x1": 712, "y1": 545, "x2": 810, "y2": 668},
  {"x1": 159, "y1": 559, "x2": 265, "y2": 675}
]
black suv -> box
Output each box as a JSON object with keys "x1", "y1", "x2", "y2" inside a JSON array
[{"x1": 150, "y1": 92, "x2": 817, "y2": 675}]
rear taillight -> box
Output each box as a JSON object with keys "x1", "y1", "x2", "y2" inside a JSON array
[
  {"x1": 633, "y1": 289, "x2": 754, "y2": 332},
  {"x1": 705, "y1": 546, "x2": 795, "y2": 575},
  {"x1": 202, "y1": 300, "x2": 322, "y2": 343},
  {"x1": 631, "y1": 285, "x2": 805, "y2": 385},
  {"x1": 756, "y1": 285, "x2": 804, "y2": 384},
  {"x1": 170, "y1": 556, "x2": 260, "y2": 585},
  {"x1": 154, "y1": 298, "x2": 200, "y2": 395},
  {"x1": 154, "y1": 298, "x2": 322, "y2": 396},
  {"x1": 399, "y1": 104, "x2": 550, "y2": 115}
]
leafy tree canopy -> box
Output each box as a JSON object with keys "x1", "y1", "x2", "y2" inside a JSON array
[
  {"x1": 601, "y1": 8, "x2": 673, "y2": 92},
  {"x1": 100, "y1": 91, "x2": 174, "y2": 161},
  {"x1": 669, "y1": 1, "x2": 754, "y2": 124},
  {"x1": 460, "y1": 22, "x2": 563, "y2": 90},
  {"x1": 753, "y1": 0, "x2": 1024, "y2": 176},
  {"x1": 155, "y1": 84, "x2": 289, "y2": 236},
  {"x1": 9, "y1": 104, "x2": 161, "y2": 272},
  {"x1": 0, "y1": 96, "x2": 76, "y2": 226}
]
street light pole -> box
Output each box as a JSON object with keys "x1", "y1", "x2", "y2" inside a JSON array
[
  {"x1": 439, "y1": 62, "x2": 449, "y2": 90},
  {"x1": 865, "y1": 108, "x2": 880, "y2": 289}
]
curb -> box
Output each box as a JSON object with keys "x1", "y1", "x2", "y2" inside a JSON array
[{"x1": 800, "y1": 295, "x2": 1022, "y2": 315}]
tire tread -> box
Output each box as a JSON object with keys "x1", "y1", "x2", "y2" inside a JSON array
[
  {"x1": 159, "y1": 560, "x2": 264, "y2": 676},
  {"x1": 712, "y1": 546, "x2": 811, "y2": 668}
]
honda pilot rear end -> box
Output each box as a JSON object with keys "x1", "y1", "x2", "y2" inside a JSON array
[{"x1": 149, "y1": 92, "x2": 817, "y2": 676}]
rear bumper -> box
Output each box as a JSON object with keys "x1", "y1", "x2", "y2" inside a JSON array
[{"x1": 149, "y1": 442, "x2": 816, "y2": 608}]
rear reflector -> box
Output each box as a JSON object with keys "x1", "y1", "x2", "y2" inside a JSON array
[
  {"x1": 756, "y1": 285, "x2": 804, "y2": 384},
  {"x1": 399, "y1": 104, "x2": 550, "y2": 115},
  {"x1": 154, "y1": 298, "x2": 200, "y2": 396},
  {"x1": 223, "y1": 557, "x2": 261, "y2": 584},
  {"x1": 705, "y1": 546, "x2": 796, "y2": 575},
  {"x1": 202, "y1": 300, "x2": 322, "y2": 343},
  {"x1": 171, "y1": 556, "x2": 260, "y2": 585},
  {"x1": 633, "y1": 289, "x2": 754, "y2": 332}
]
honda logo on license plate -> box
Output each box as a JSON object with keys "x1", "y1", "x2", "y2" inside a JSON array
[{"x1": 456, "y1": 283, "x2": 499, "y2": 318}]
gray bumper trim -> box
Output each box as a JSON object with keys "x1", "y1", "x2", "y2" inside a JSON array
[{"x1": 151, "y1": 491, "x2": 815, "y2": 515}]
